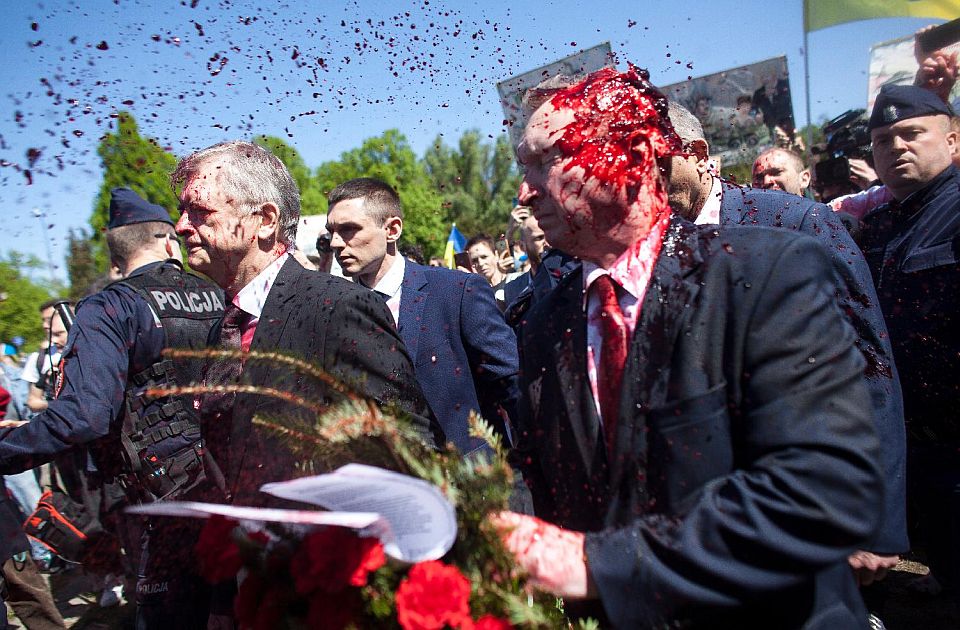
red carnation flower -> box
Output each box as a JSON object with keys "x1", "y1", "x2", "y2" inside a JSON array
[
  {"x1": 290, "y1": 527, "x2": 385, "y2": 594},
  {"x1": 395, "y1": 560, "x2": 473, "y2": 630},
  {"x1": 474, "y1": 615, "x2": 513, "y2": 630},
  {"x1": 195, "y1": 516, "x2": 270, "y2": 584}
]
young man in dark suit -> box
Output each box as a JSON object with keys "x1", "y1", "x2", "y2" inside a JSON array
[
  {"x1": 173, "y1": 143, "x2": 438, "y2": 508},
  {"x1": 493, "y1": 67, "x2": 882, "y2": 628},
  {"x1": 325, "y1": 178, "x2": 519, "y2": 455}
]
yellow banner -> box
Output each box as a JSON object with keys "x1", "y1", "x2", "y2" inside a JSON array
[{"x1": 805, "y1": 0, "x2": 959, "y2": 32}]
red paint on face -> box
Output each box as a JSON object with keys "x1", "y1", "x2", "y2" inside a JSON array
[
  {"x1": 518, "y1": 66, "x2": 683, "y2": 260},
  {"x1": 547, "y1": 65, "x2": 683, "y2": 222}
]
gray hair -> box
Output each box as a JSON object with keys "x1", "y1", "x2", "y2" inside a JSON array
[
  {"x1": 667, "y1": 101, "x2": 705, "y2": 146},
  {"x1": 171, "y1": 140, "x2": 300, "y2": 246}
]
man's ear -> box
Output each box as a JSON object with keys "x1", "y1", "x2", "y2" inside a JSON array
[
  {"x1": 384, "y1": 216, "x2": 403, "y2": 243},
  {"x1": 690, "y1": 139, "x2": 711, "y2": 171},
  {"x1": 799, "y1": 168, "x2": 812, "y2": 191},
  {"x1": 945, "y1": 128, "x2": 959, "y2": 157},
  {"x1": 255, "y1": 202, "x2": 281, "y2": 241},
  {"x1": 629, "y1": 134, "x2": 658, "y2": 174}
]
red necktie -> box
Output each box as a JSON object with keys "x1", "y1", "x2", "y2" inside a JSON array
[
  {"x1": 594, "y1": 274, "x2": 629, "y2": 454},
  {"x1": 200, "y1": 304, "x2": 249, "y2": 418}
]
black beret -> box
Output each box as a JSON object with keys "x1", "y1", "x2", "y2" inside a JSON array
[
  {"x1": 869, "y1": 84, "x2": 954, "y2": 131},
  {"x1": 107, "y1": 187, "x2": 174, "y2": 229}
]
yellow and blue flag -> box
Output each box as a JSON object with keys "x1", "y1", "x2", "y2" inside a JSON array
[
  {"x1": 805, "y1": 0, "x2": 960, "y2": 32},
  {"x1": 443, "y1": 224, "x2": 467, "y2": 269}
]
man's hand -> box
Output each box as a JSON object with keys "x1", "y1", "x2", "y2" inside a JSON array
[
  {"x1": 914, "y1": 25, "x2": 959, "y2": 102},
  {"x1": 505, "y1": 205, "x2": 531, "y2": 242},
  {"x1": 0, "y1": 420, "x2": 27, "y2": 429},
  {"x1": 848, "y1": 550, "x2": 899, "y2": 587},
  {"x1": 848, "y1": 158, "x2": 879, "y2": 191},
  {"x1": 497, "y1": 248, "x2": 515, "y2": 275},
  {"x1": 489, "y1": 511, "x2": 594, "y2": 599}
]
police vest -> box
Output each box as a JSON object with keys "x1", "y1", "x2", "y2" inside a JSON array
[{"x1": 112, "y1": 263, "x2": 226, "y2": 502}]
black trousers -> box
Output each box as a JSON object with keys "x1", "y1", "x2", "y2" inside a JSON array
[
  {"x1": 907, "y1": 441, "x2": 960, "y2": 598},
  {"x1": 134, "y1": 519, "x2": 211, "y2": 630}
]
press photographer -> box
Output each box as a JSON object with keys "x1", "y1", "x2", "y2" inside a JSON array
[{"x1": 812, "y1": 108, "x2": 878, "y2": 203}]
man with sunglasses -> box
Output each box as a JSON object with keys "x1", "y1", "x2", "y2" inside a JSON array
[{"x1": 0, "y1": 187, "x2": 225, "y2": 627}]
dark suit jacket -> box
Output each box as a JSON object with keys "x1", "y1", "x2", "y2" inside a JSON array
[
  {"x1": 501, "y1": 271, "x2": 530, "y2": 310},
  {"x1": 399, "y1": 261, "x2": 519, "y2": 454},
  {"x1": 208, "y1": 258, "x2": 438, "y2": 506},
  {"x1": 717, "y1": 183, "x2": 907, "y2": 554},
  {"x1": 503, "y1": 250, "x2": 580, "y2": 330},
  {"x1": 515, "y1": 219, "x2": 881, "y2": 628}
]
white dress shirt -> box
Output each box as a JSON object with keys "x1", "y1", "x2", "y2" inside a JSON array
[
  {"x1": 581, "y1": 212, "x2": 670, "y2": 419},
  {"x1": 367, "y1": 255, "x2": 405, "y2": 326},
  {"x1": 232, "y1": 252, "x2": 290, "y2": 349},
  {"x1": 694, "y1": 176, "x2": 724, "y2": 225}
]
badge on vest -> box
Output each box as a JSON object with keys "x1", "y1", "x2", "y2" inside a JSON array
[{"x1": 148, "y1": 289, "x2": 224, "y2": 316}]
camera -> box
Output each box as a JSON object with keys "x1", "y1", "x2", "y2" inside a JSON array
[{"x1": 813, "y1": 109, "x2": 872, "y2": 196}]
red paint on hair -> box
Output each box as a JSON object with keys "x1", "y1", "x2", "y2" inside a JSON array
[{"x1": 548, "y1": 65, "x2": 683, "y2": 222}]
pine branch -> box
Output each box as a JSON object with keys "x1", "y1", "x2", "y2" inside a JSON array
[
  {"x1": 162, "y1": 347, "x2": 364, "y2": 399},
  {"x1": 147, "y1": 384, "x2": 326, "y2": 414}
]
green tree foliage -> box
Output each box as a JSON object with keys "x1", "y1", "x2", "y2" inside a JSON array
[
  {"x1": 0, "y1": 253, "x2": 54, "y2": 350},
  {"x1": 66, "y1": 229, "x2": 100, "y2": 301},
  {"x1": 423, "y1": 131, "x2": 521, "y2": 238},
  {"x1": 253, "y1": 135, "x2": 326, "y2": 216},
  {"x1": 91, "y1": 112, "x2": 178, "y2": 271},
  {"x1": 315, "y1": 130, "x2": 445, "y2": 257}
]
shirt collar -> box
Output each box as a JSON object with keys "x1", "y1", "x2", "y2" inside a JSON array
[
  {"x1": 368, "y1": 255, "x2": 405, "y2": 298},
  {"x1": 694, "y1": 176, "x2": 723, "y2": 225},
  {"x1": 234, "y1": 252, "x2": 289, "y2": 319},
  {"x1": 581, "y1": 212, "x2": 671, "y2": 306}
]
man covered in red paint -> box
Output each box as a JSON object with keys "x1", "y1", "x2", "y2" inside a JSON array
[{"x1": 493, "y1": 67, "x2": 882, "y2": 628}]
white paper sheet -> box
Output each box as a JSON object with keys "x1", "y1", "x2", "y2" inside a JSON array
[
  {"x1": 127, "y1": 464, "x2": 458, "y2": 563},
  {"x1": 261, "y1": 464, "x2": 457, "y2": 563}
]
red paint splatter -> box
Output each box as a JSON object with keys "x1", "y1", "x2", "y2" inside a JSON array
[
  {"x1": 208, "y1": 53, "x2": 228, "y2": 76},
  {"x1": 96, "y1": 41, "x2": 109, "y2": 50},
  {"x1": 547, "y1": 66, "x2": 682, "y2": 219}
]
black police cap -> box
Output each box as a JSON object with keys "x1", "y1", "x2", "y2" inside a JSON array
[
  {"x1": 868, "y1": 84, "x2": 954, "y2": 131},
  {"x1": 107, "y1": 187, "x2": 174, "y2": 229}
]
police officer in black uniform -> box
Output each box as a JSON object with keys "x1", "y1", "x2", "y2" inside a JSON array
[
  {"x1": 861, "y1": 84, "x2": 960, "y2": 602},
  {"x1": 0, "y1": 188, "x2": 225, "y2": 628}
]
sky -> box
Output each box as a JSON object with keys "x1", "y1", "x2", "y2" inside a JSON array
[{"x1": 0, "y1": 0, "x2": 942, "y2": 283}]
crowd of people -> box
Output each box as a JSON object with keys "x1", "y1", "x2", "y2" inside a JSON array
[{"x1": 0, "y1": 24, "x2": 957, "y2": 630}]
